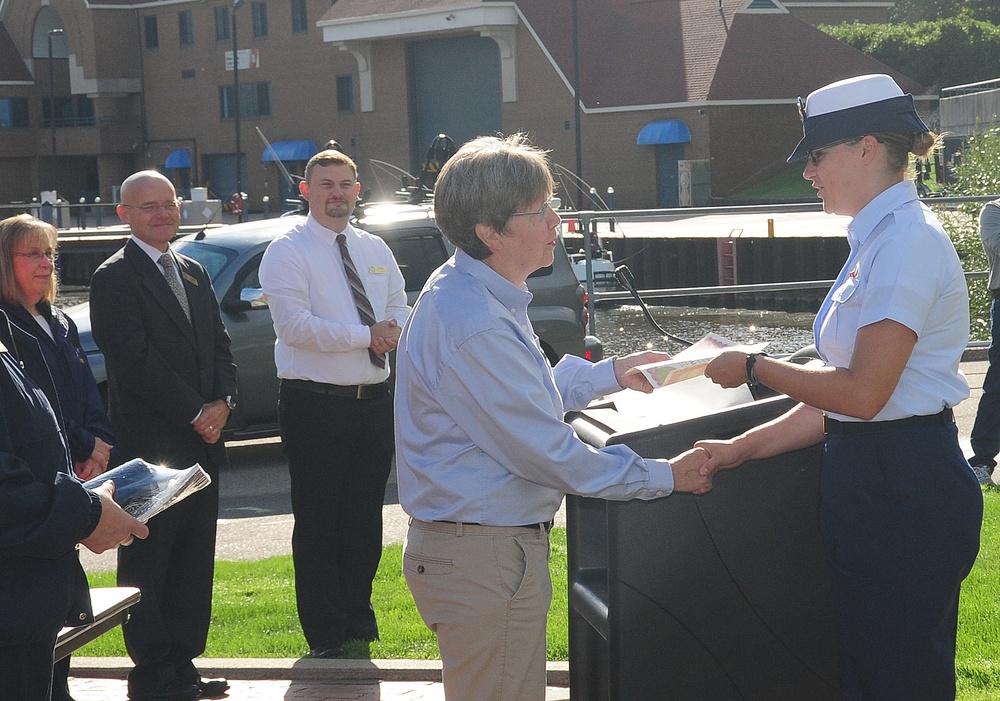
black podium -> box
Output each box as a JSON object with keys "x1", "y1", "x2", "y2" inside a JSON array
[{"x1": 566, "y1": 377, "x2": 840, "y2": 700}]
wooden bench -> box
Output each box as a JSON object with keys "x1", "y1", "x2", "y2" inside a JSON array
[{"x1": 55, "y1": 586, "x2": 140, "y2": 661}]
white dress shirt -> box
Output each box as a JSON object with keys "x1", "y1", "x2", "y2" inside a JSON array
[{"x1": 258, "y1": 214, "x2": 409, "y2": 386}]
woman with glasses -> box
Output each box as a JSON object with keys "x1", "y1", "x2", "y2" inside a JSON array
[
  {"x1": 0, "y1": 213, "x2": 115, "y2": 701},
  {"x1": 695, "y1": 74, "x2": 983, "y2": 700}
]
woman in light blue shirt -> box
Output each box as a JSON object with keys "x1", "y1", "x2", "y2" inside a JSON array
[
  {"x1": 395, "y1": 134, "x2": 713, "y2": 701},
  {"x1": 697, "y1": 74, "x2": 982, "y2": 700}
]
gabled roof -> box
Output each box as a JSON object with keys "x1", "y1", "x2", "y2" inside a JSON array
[
  {"x1": 708, "y1": 11, "x2": 928, "y2": 101},
  {"x1": 0, "y1": 23, "x2": 32, "y2": 83}
]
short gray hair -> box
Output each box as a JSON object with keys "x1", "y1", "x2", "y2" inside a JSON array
[{"x1": 434, "y1": 134, "x2": 555, "y2": 259}]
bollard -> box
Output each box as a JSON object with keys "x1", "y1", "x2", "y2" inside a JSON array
[
  {"x1": 78, "y1": 197, "x2": 87, "y2": 229},
  {"x1": 607, "y1": 186, "x2": 616, "y2": 232},
  {"x1": 262, "y1": 195, "x2": 270, "y2": 217},
  {"x1": 768, "y1": 218, "x2": 774, "y2": 238},
  {"x1": 94, "y1": 197, "x2": 102, "y2": 227}
]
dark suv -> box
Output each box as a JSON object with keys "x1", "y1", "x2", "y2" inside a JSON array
[{"x1": 67, "y1": 202, "x2": 602, "y2": 440}]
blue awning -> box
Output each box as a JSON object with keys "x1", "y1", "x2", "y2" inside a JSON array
[
  {"x1": 262, "y1": 140, "x2": 319, "y2": 162},
  {"x1": 636, "y1": 119, "x2": 691, "y2": 145},
  {"x1": 164, "y1": 148, "x2": 191, "y2": 169}
]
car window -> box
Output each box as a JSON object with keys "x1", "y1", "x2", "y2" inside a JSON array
[
  {"x1": 173, "y1": 240, "x2": 240, "y2": 281},
  {"x1": 382, "y1": 231, "x2": 449, "y2": 294}
]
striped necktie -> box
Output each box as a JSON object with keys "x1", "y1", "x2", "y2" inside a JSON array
[
  {"x1": 158, "y1": 251, "x2": 191, "y2": 322},
  {"x1": 337, "y1": 234, "x2": 386, "y2": 369}
]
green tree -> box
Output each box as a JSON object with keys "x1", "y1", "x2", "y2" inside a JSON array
[
  {"x1": 938, "y1": 128, "x2": 1000, "y2": 341},
  {"x1": 889, "y1": 0, "x2": 1000, "y2": 24},
  {"x1": 821, "y1": 17, "x2": 1000, "y2": 90}
]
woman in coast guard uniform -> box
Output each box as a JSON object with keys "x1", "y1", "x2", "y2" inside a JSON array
[{"x1": 696, "y1": 74, "x2": 983, "y2": 700}]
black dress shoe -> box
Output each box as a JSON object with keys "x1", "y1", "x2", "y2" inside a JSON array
[
  {"x1": 310, "y1": 645, "x2": 345, "y2": 658},
  {"x1": 128, "y1": 680, "x2": 200, "y2": 701},
  {"x1": 196, "y1": 677, "x2": 230, "y2": 698}
]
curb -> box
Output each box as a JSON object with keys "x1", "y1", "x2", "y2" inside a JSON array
[{"x1": 70, "y1": 658, "x2": 571, "y2": 687}]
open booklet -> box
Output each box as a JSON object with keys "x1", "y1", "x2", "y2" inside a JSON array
[
  {"x1": 626, "y1": 332, "x2": 769, "y2": 389},
  {"x1": 83, "y1": 458, "x2": 212, "y2": 523}
]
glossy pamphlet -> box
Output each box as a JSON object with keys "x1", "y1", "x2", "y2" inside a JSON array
[{"x1": 83, "y1": 458, "x2": 211, "y2": 523}]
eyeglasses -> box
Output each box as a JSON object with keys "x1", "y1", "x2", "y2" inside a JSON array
[
  {"x1": 15, "y1": 249, "x2": 58, "y2": 264},
  {"x1": 806, "y1": 137, "x2": 863, "y2": 166},
  {"x1": 510, "y1": 197, "x2": 558, "y2": 221},
  {"x1": 122, "y1": 200, "x2": 181, "y2": 214}
]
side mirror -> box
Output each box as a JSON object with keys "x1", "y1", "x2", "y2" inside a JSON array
[{"x1": 222, "y1": 288, "x2": 268, "y2": 313}]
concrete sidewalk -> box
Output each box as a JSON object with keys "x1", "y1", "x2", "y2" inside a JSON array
[{"x1": 68, "y1": 354, "x2": 991, "y2": 699}]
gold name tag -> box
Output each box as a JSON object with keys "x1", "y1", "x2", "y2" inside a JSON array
[
  {"x1": 369, "y1": 266, "x2": 387, "y2": 274},
  {"x1": 182, "y1": 272, "x2": 199, "y2": 285}
]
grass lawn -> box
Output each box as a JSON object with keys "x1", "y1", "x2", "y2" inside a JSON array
[{"x1": 82, "y1": 499, "x2": 1000, "y2": 698}]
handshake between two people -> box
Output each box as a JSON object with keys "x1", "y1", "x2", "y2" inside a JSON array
[{"x1": 613, "y1": 349, "x2": 748, "y2": 497}]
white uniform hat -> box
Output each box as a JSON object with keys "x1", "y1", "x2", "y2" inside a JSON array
[{"x1": 787, "y1": 74, "x2": 929, "y2": 163}]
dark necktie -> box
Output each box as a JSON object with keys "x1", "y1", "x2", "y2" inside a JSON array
[
  {"x1": 336, "y1": 234, "x2": 385, "y2": 369},
  {"x1": 158, "y1": 251, "x2": 191, "y2": 322}
]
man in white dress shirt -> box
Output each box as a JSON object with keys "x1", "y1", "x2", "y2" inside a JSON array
[{"x1": 259, "y1": 150, "x2": 409, "y2": 658}]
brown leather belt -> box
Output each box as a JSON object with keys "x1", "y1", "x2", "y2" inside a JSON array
[
  {"x1": 281, "y1": 378, "x2": 388, "y2": 400},
  {"x1": 823, "y1": 407, "x2": 953, "y2": 436}
]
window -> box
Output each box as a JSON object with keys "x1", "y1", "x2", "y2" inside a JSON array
[
  {"x1": 291, "y1": 0, "x2": 307, "y2": 33},
  {"x1": 0, "y1": 98, "x2": 29, "y2": 128},
  {"x1": 144, "y1": 15, "x2": 159, "y2": 49},
  {"x1": 336, "y1": 75, "x2": 354, "y2": 113},
  {"x1": 43, "y1": 96, "x2": 95, "y2": 128},
  {"x1": 252, "y1": 2, "x2": 268, "y2": 37},
  {"x1": 179, "y1": 11, "x2": 194, "y2": 45},
  {"x1": 215, "y1": 7, "x2": 230, "y2": 42},
  {"x1": 220, "y1": 82, "x2": 272, "y2": 119}
]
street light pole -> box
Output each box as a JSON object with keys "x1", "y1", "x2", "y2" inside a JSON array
[
  {"x1": 231, "y1": 0, "x2": 244, "y2": 222},
  {"x1": 47, "y1": 28, "x2": 64, "y2": 193}
]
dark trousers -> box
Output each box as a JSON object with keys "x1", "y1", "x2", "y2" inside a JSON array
[
  {"x1": 0, "y1": 634, "x2": 57, "y2": 701},
  {"x1": 821, "y1": 421, "x2": 982, "y2": 701},
  {"x1": 971, "y1": 296, "x2": 1000, "y2": 467},
  {"x1": 118, "y1": 477, "x2": 219, "y2": 692},
  {"x1": 279, "y1": 383, "x2": 393, "y2": 650}
]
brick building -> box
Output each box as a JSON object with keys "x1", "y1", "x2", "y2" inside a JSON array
[{"x1": 0, "y1": 0, "x2": 926, "y2": 212}]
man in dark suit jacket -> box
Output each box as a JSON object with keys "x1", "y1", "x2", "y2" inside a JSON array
[{"x1": 90, "y1": 171, "x2": 238, "y2": 701}]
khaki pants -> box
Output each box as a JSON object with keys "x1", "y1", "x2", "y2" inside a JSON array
[{"x1": 403, "y1": 519, "x2": 552, "y2": 701}]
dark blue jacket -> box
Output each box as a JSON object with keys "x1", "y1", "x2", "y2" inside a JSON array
[
  {"x1": 0, "y1": 311, "x2": 94, "y2": 645},
  {"x1": 0, "y1": 301, "x2": 114, "y2": 465}
]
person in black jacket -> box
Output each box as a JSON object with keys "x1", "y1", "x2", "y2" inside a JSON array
[
  {"x1": 0, "y1": 213, "x2": 118, "y2": 700},
  {"x1": 90, "y1": 171, "x2": 238, "y2": 701},
  {"x1": 0, "y1": 305, "x2": 148, "y2": 700}
]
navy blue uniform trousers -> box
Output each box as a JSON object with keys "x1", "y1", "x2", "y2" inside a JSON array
[{"x1": 821, "y1": 420, "x2": 982, "y2": 701}]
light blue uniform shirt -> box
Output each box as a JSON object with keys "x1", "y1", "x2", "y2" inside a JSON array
[
  {"x1": 815, "y1": 180, "x2": 969, "y2": 422},
  {"x1": 395, "y1": 249, "x2": 674, "y2": 526}
]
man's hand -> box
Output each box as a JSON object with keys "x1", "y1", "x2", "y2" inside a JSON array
[
  {"x1": 193, "y1": 399, "x2": 230, "y2": 444},
  {"x1": 668, "y1": 447, "x2": 714, "y2": 494},
  {"x1": 613, "y1": 350, "x2": 672, "y2": 393},
  {"x1": 74, "y1": 437, "x2": 113, "y2": 479},
  {"x1": 370, "y1": 319, "x2": 401, "y2": 356},
  {"x1": 80, "y1": 482, "x2": 149, "y2": 554}
]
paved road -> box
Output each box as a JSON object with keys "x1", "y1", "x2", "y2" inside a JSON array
[{"x1": 79, "y1": 356, "x2": 988, "y2": 574}]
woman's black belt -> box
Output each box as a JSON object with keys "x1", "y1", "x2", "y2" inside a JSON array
[
  {"x1": 823, "y1": 407, "x2": 953, "y2": 436},
  {"x1": 281, "y1": 378, "x2": 388, "y2": 400}
]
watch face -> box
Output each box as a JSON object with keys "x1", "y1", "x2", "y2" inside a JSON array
[{"x1": 225, "y1": 396, "x2": 236, "y2": 410}]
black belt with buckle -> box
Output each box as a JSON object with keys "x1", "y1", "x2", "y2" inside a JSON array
[
  {"x1": 824, "y1": 407, "x2": 953, "y2": 436},
  {"x1": 281, "y1": 378, "x2": 388, "y2": 400}
]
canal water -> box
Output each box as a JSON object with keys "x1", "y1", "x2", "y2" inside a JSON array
[{"x1": 593, "y1": 303, "x2": 816, "y2": 358}]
